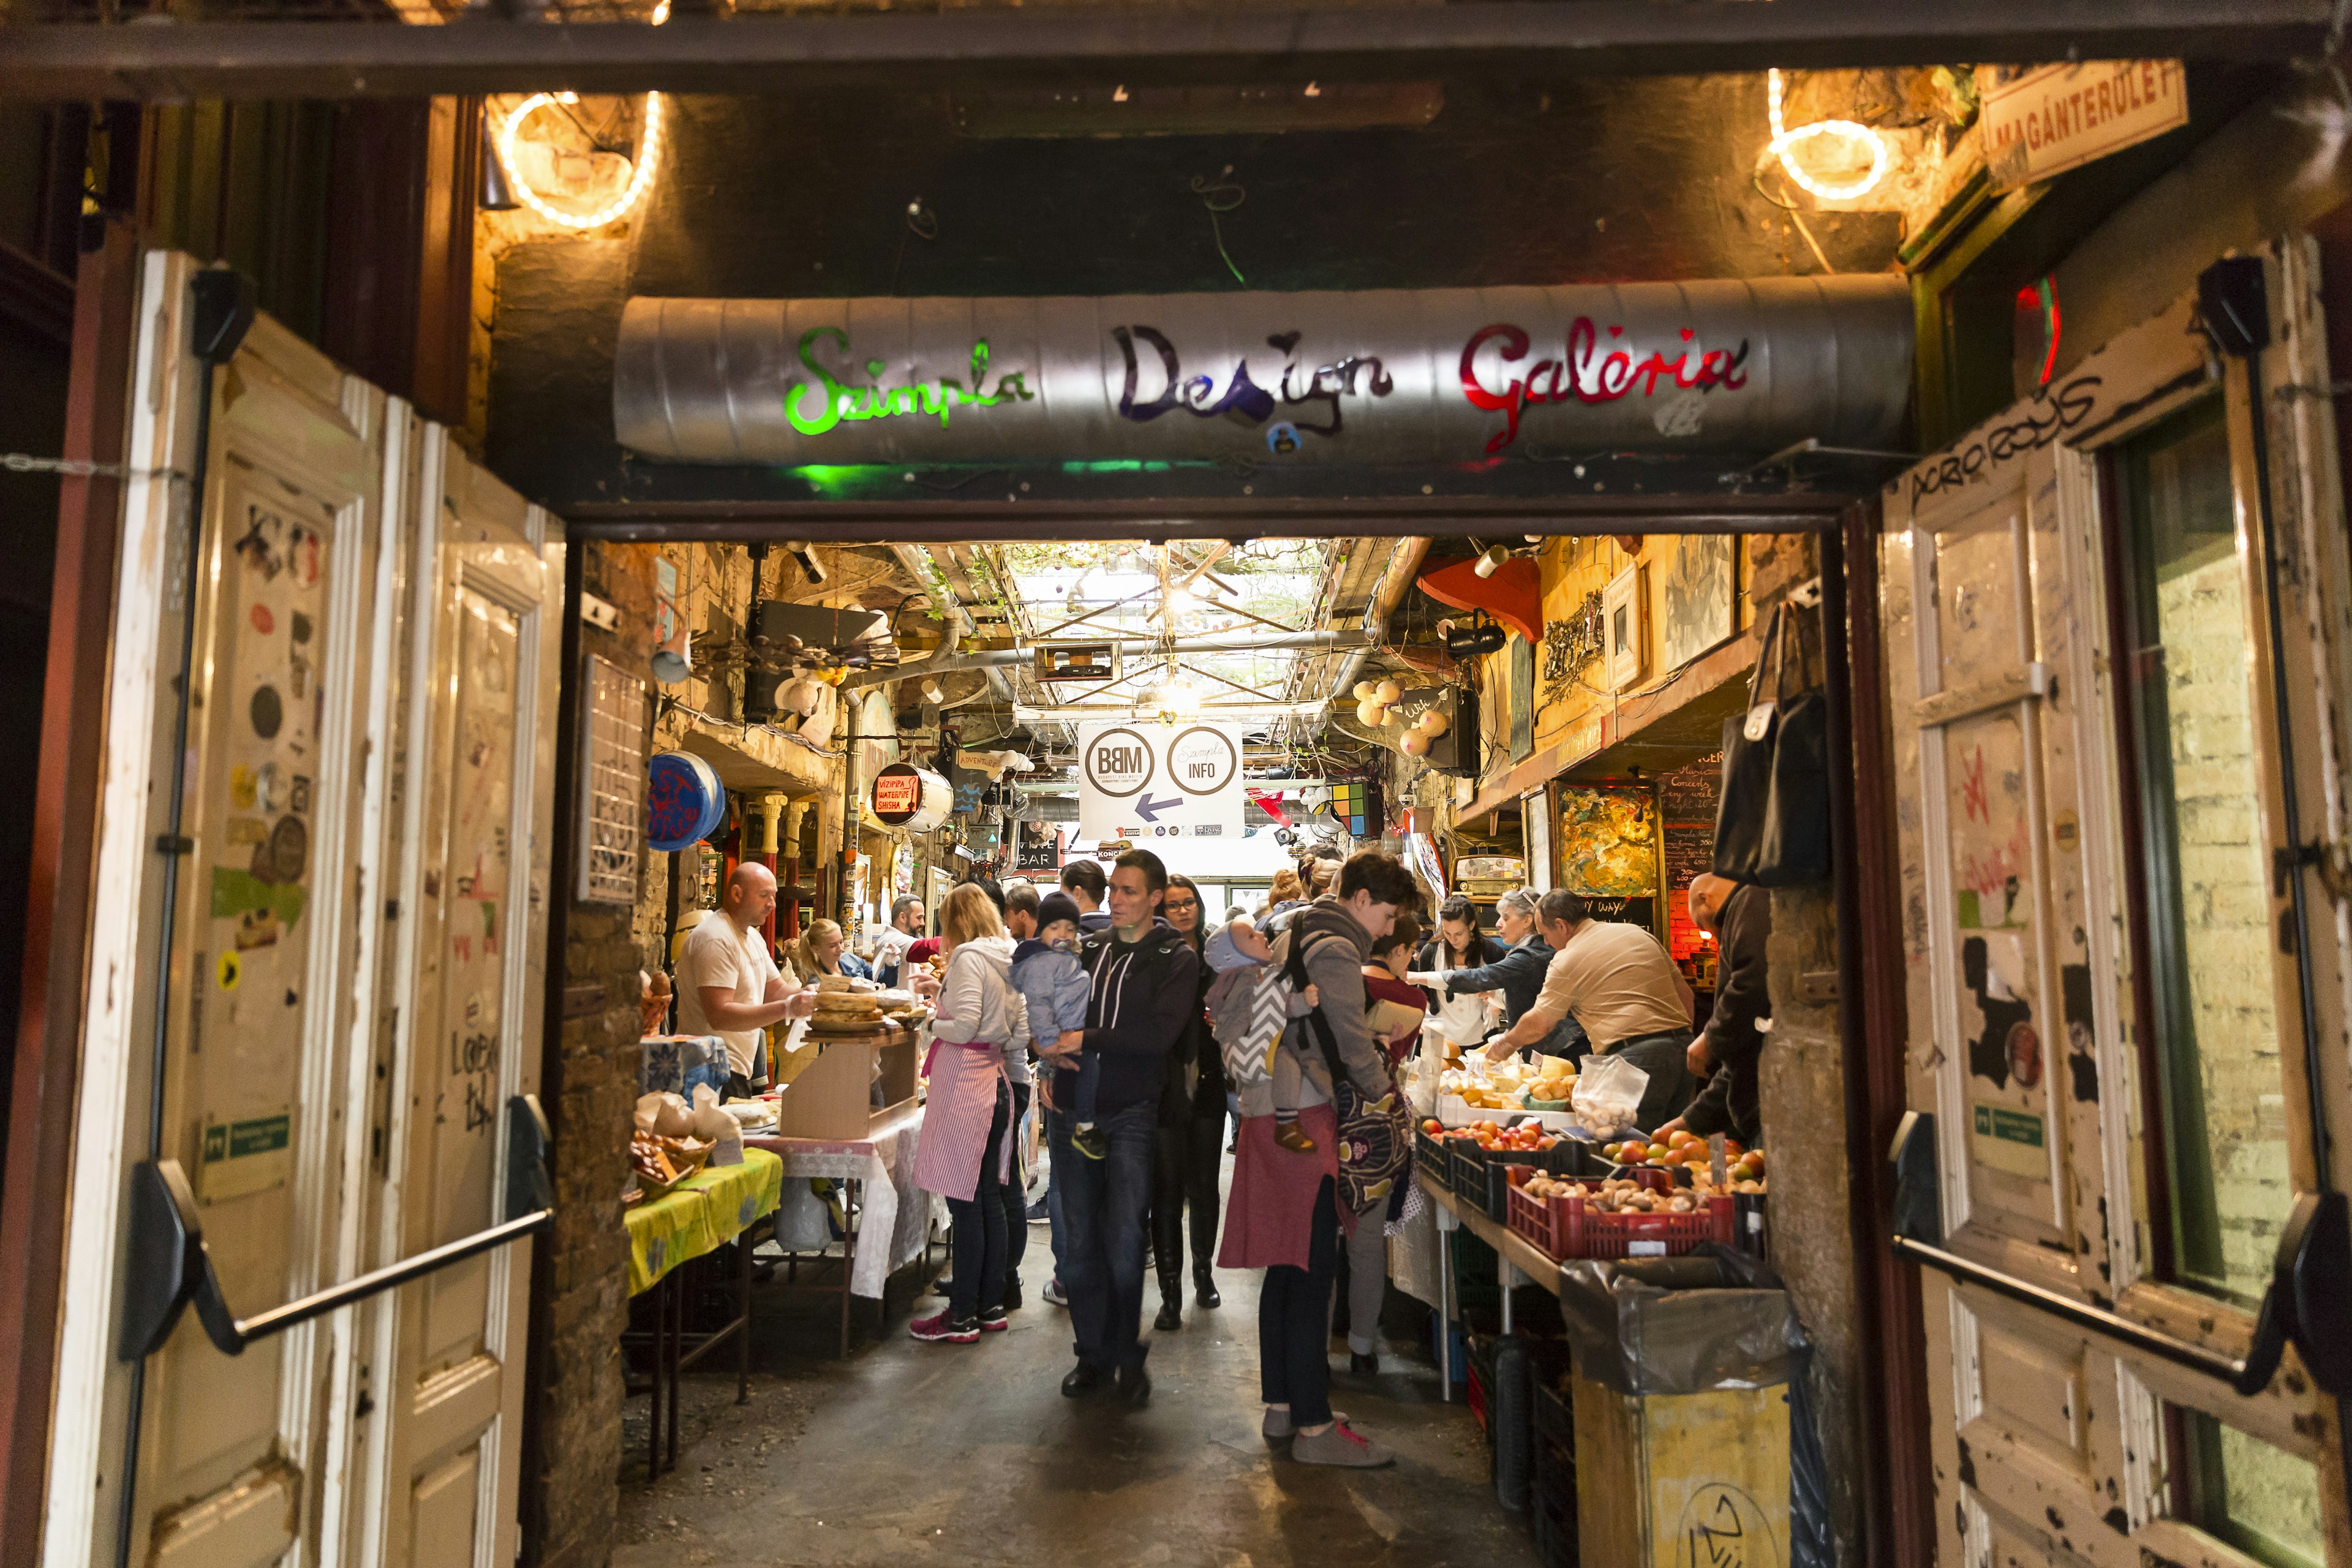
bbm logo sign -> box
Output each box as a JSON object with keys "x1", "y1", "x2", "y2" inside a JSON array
[
  {"x1": 1084, "y1": 726, "x2": 1155, "y2": 799},
  {"x1": 1168, "y1": 726, "x2": 1237, "y2": 796}
]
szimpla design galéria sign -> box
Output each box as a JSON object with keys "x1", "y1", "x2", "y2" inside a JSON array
[{"x1": 612, "y1": 277, "x2": 1912, "y2": 466}]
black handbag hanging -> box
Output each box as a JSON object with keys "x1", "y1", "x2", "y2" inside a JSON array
[{"x1": 1713, "y1": 601, "x2": 1832, "y2": 886}]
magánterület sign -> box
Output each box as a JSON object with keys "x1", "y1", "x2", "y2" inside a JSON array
[
  {"x1": 612, "y1": 277, "x2": 1912, "y2": 467},
  {"x1": 1979, "y1": 60, "x2": 2187, "y2": 193}
]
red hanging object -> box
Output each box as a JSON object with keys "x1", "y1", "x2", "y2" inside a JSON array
[{"x1": 1419, "y1": 555, "x2": 1544, "y2": 645}]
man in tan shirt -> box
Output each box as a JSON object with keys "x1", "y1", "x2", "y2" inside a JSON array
[{"x1": 1485, "y1": 889, "x2": 1695, "y2": 1131}]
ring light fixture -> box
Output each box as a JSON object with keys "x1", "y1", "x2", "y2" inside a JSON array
[
  {"x1": 1766, "y1": 68, "x2": 1889, "y2": 203},
  {"x1": 496, "y1": 89, "x2": 666, "y2": 231}
]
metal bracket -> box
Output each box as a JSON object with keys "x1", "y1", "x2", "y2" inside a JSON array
[{"x1": 119, "y1": 1093, "x2": 553, "y2": 1362}]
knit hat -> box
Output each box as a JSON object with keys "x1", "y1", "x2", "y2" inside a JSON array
[{"x1": 1036, "y1": 891, "x2": 1084, "y2": 933}]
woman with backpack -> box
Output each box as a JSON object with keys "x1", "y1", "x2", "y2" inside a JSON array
[{"x1": 1216, "y1": 850, "x2": 1417, "y2": 1468}]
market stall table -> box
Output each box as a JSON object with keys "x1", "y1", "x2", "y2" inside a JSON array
[
  {"x1": 745, "y1": 1099, "x2": 935, "y2": 1355},
  {"x1": 624, "y1": 1147, "x2": 784, "y2": 1480}
]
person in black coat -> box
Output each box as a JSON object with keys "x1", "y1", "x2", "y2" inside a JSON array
[
  {"x1": 1662, "y1": 874, "x2": 1771, "y2": 1147},
  {"x1": 1151, "y1": 873, "x2": 1228, "y2": 1331}
]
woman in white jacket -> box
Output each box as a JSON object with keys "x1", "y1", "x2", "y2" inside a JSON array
[{"x1": 909, "y1": 883, "x2": 1022, "y2": 1343}]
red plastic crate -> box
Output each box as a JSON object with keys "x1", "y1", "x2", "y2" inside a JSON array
[
  {"x1": 1559, "y1": 1188, "x2": 1735, "y2": 1259},
  {"x1": 1505, "y1": 1166, "x2": 1679, "y2": 1259}
]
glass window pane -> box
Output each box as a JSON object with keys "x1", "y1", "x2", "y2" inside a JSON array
[
  {"x1": 2115, "y1": 393, "x2": 2295, "y2": 1306},
  {"x1": 2177, "y1": 1408, "x2": 2326, "y2": 1568}
]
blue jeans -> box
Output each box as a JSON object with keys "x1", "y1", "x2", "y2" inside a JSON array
[
  {"x1": 1073, "y1": 1052, "x2": 1101, "y2": 1126},
  {"x1": 1051, "y1": 1102, "x2": 1156, "y2": 1373}
]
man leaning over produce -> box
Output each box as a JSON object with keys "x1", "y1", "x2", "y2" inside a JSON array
[{"x1": 1476, "y1": 889, "x2": 1696, "y2": 1134}]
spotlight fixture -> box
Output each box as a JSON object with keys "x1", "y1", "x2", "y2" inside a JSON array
[
  {"x1": 922, "y1": 678, "x2": 945, "y2": 704},
  {"x1": 785, "y1": 540, "x2": 826, "y2": 586},
  {"x1": 1472, "y1": 545, "x2": 1512, "y2": 579}
]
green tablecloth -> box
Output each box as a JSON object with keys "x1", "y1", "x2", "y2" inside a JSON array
[{"x1": 625, "y1": 1147, "x2": 784, "y2": 1297}]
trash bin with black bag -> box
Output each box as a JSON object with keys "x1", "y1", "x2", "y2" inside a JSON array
[{"x1": 1552, "y1": 1244, "x2": 1831, "y2": 1568}]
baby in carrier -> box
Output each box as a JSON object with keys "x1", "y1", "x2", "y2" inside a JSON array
[{"x1": 1205, "y1": 918, "x2": 1322, "y2": 1151}]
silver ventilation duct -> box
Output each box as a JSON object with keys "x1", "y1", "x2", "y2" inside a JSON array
[{"x1": 612, "y1": 276, "x2": 1912, "y2": 467}]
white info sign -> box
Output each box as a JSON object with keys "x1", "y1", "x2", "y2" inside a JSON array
[{"x1": 1077, "y1": 722, "x2": 1245, "y2": 842}]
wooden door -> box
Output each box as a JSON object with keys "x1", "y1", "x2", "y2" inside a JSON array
[
  {"x1": 40, "y1": 249, "x2": 394, "y2": 1568},
  {"x1": 351, "y1": 424, "x2": 562, "y2": 1568},
  {"x1": 1885, "y1": 239, "x2": 2351, "y2": 1566}
]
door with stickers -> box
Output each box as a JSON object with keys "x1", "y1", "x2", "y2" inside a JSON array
[
  {"x1": 40, "y1": 251, "x2": 398, "y2": 1568},
  {"x1": 1883, "y1": 241, "x2": 2351, "y2": 1567},
  {"x1": 350, "y1": 424, "x2": 562, "y2": 1568}
]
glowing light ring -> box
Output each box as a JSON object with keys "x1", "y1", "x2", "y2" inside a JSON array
[
  {"x1": 496, "y1": 90, "x2": 665, "y2": 231},
  {"x1": 1767, "y1": 68, "x2": 1889, "y2": 203}
]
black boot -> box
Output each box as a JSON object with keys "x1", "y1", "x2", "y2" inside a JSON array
[
  {"x1": 1154, "y1": 1275, "x2": 1182, "y2": 1333},
  {"x1": 1194, "y1": 1267, "x2": 1221, "y2": 1309}
]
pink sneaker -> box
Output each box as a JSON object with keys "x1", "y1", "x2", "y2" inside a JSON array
[{"x1": 910, "y1": 1310, "x2": 979, "y2": 1344}]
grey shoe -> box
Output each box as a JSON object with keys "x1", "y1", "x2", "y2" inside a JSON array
[
  {"x1": 1291, "y1": 1421, "x2": 1395, "y2": 1468},
  {"x1": 1262, "y1": 1406, "x2": 1349, "y2": 1442}
]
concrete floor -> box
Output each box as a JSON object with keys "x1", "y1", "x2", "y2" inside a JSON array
[{"x1": 615, "y1": 1159, "x2": 1541, "y2": 1568}]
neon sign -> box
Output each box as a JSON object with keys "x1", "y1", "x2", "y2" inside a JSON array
[
  {"x1": 1459, "y1": 321, "x2": 1752, "y2": 454},
  {"x1": 784, "y1": 328, "x2": 1035, "y2": 436}
]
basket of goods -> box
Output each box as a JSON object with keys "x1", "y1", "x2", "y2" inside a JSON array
[
  {"x1": 1519, "y1": 1056, "x2": 1577, "y2": 1111},
  {"x1": 1542, "y1": 1167, "x2": 1735, "y2": 1261},
  {"x1": 629, "y1": 1128, "x2": 714, "y2": 1198}
]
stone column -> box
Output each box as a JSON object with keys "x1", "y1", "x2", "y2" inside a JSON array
[
  {"x1": 750, "y1": 793, "x2": 786, "y2": 949},
  {"x1": 781, "y1": 796, "x2": 816, "y2": 941}
]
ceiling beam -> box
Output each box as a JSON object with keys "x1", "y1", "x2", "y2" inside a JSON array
[{"x1": 0, "y1": 0, "x2": 2327, "y2": 102}]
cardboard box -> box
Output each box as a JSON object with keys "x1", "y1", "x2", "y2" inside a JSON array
[{"x1": 769, "y1": 1029, "x2": 921, "y2": 1142}]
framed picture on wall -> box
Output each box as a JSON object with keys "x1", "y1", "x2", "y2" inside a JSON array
[
  {"x1": 1522, "y1": 786, "x2": 1553, "y2": 892},
  {"x1": 1659, "y1": 534, "x2": 1737, "y2": 673},
  {"x1": 1605, "y1": 563, "x2": 1645, "y2": 691}
]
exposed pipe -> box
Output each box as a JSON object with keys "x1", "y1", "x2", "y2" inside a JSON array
[
  {"x1": 846, "y1": 627, "x2": 1369, "y2": 690},
  {"x1": 1319, "y1": 536, "x2": 1431, "y2": 712}
]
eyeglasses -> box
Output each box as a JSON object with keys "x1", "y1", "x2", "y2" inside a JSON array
[{"x1": 1164, "y1": 897, "x2": 1199, "y2": 910}]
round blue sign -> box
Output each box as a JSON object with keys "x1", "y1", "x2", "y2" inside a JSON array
[{"x1": 646, "y1": 751, "x2": 726, "y2": 852}]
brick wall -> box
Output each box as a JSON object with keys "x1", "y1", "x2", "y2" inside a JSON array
[{"x1": 527, "y1": 538, "x2": 660, "y2": 1568}]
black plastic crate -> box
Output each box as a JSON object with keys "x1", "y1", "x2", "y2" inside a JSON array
[
  {"x1": 1448, "y1": 1136, "x2": 1487, "y2": 1197},
  {"x1": 1414, "y1": 1125, "x2": 1450, "y2": 1190}
]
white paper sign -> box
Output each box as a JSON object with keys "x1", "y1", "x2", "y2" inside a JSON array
[
  {"x1": 1980, "y1": 60, "x2": 2186, "y2": 193},
  {"x1": 1077, "y1": 721, "x2": 1245, "y2": 842}
]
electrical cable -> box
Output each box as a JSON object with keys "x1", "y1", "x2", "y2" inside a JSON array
[{"x1": 1189, "y1": 166, "x2": 1249, "y2": 287}]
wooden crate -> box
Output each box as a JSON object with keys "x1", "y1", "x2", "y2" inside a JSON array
[
  {"x1": 1568, "y1": 1368, "x2": 1790, "y2": 1567},
  {"x1": 769, "y1": 1027, "x2": 918, "y2": 1140}
]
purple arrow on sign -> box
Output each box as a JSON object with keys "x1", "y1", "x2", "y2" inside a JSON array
[{"x1": 1133, "y1": 793, "x2": 1183, "y2": 823}]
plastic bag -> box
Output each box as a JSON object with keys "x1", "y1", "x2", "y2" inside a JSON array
[
  {"x1": 689, "y1": 1083, "x2": 745, "y2": 1166},
  {"x1": 1569, "y1": 1052, "x2": 1648, "y2": 1141},
  {"x1": 1553, "y1": 1245, "x2": 1804, "y2": 1396}
]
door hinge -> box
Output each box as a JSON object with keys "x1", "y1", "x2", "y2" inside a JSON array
[{"x1": 2272, "y1": 839, "x2": 2352, "y2": 902}]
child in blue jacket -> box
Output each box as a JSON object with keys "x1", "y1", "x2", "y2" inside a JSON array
[{"x1": 1012, "y1": 892, "x2": 1102, "y2": 1158}]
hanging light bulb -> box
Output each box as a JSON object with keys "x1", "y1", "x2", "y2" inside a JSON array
[{"x1": 1155, "y1": 677, "x2": 1200, "y2": 718}]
